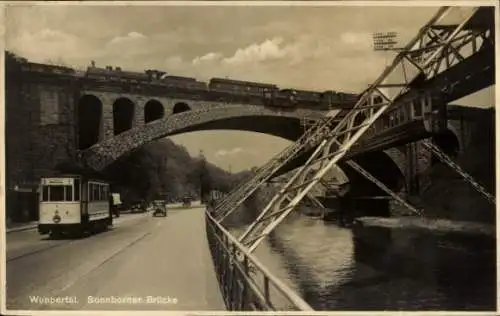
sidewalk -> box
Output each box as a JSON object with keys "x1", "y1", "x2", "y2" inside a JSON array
[
  {"x1": 4, "y1": 202, "x2": 198, "y2": 234},
  {"x1": 5, "y1": 212, "x2": 153, "y2": 234},
  {"x1": 6, "y1": 221, "x2": 39, "y2": 234}
]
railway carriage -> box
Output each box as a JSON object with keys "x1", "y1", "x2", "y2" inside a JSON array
[
  {"x1": 38, "y1": 175, "x2": 113, "y2": 237},
  {"x1": 209, "y1": 77, "x2": 279, "y2": 103},
  {"x1": 263, "y1": 88, "x2": 298, "y2": 109},
  {"x1": 293, "y1": 89, "x2": 323, "y2": 105},
  {"x1": 161, "y1": 75, "x2": 209, "y2": 97}
]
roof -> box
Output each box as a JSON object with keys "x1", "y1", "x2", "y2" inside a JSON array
[
  {"x1": 164, "y1": 75, "x2": 197, "y2": 82},
  {"x1": 210, "y1": 77, "x2": 278, "y2": 88},
  {"x1": 86, "y1": 67, "x2": 149, "y2": 79}
]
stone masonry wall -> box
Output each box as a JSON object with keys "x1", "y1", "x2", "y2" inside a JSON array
[
  {"x1": 5, "y1": 67, "x2": 29, "y2": 189},
  {"x1": 84, "y1": 91, "x2": 232, "y2": 142},
  {"x1": 6, "y1": 79, "x2": 77, "y2": 188}
]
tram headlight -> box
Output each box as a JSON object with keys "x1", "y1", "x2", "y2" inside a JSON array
[{"x1": 53, "y1": 214, "x2": 61, "y2": 223}]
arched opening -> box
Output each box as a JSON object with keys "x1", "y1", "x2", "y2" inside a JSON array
[
  {"x1": 340, "y1": 151, "x2": 405, "y2": 217},
  {"x1": 431, "y1": 129, "x2": 460, "y2": 165},
  {"x1": 173, "y1": 102, "x2": 191, "y2": 114},
  {"x1": 77, "y1": 95, "x2": 102, "y2": 150},
  {"x1": 347, "y1": 152, "x2": 405, "y2": 196},
  {"x1": 113, "y1": 98, "x2": 135, "y2": 135},
  {"x1": 144, "y1": 99, "x2": 165, "y2": 123}
]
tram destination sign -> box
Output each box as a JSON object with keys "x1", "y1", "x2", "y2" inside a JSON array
[{"x1": 42, "y1": 178, "x2": 74, "y2": 185}]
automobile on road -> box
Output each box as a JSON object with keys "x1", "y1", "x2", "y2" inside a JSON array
[{"x1": 152, "y1": 200, "x2": 167, "y2": 217}]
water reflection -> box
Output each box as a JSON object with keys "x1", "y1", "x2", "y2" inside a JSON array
[{"x1": 232, "y1": 212, "x2": 495, "y2": 311}]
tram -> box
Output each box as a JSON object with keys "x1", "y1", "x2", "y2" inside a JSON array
[{"x1": 38, "y1": 175, "x2": 113, "y2": 237}]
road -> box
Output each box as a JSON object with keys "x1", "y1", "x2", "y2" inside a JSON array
[{"x1": 5, "y1": 204, "x2": 226, "y2": 311}]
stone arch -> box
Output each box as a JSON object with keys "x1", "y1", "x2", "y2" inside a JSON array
[
  {"x1": 78, "y1": 105, "x2": 414, "y2": 176},
  {"x1": 112, "y1": 97, "x2": 135, "y2": 135},
  {"x1": 430, "y1": 126, "x2": 460, "y2": 165},
  {"x1": 144, "y1": 99, "x2": 165, "y2": 123},
  {"x1": 173, "y1": 102, "x2": 191, "y2": 114},
  {"x1": 77, "y1": 94, "x2": 102, "y2": 150},
  {"x1": 444, "y1": 122, "x2": 462, "y2": 153},
  {"x1": 382, "y1": 147, "x2": 407, "y2": 179},
  {"x1": 339, "y1": 151, "x2": 406, "y2": 217},
  {"x1": 345, "y1": 151, "x2": 406, "y2": 196}
]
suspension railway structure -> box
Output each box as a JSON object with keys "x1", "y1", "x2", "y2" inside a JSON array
[{"x1": 204, "y1": 6, "x2": 496, "y2": 311}]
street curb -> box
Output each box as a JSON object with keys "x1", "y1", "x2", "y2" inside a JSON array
[
  {"x1": 6, "y1": 224, "x2": 38, "y2": 234},
  {"x1": 5, "y1": 213, "x2": 150, "y2": 234}
]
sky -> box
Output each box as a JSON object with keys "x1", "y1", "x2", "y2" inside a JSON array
[{"x1": 3, "y1": 3, "x2": 496, "y2": 172}]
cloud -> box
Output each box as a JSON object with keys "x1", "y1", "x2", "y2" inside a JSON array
[
  {"x1": 339, "y1": 31, "x2": 373, "y2": 51},
  {"x1": 192, "y1": 52, "x2": 223, "y2": 65},
  {"x1": 7, "y1": 28, "x2": 87, "y2": 65},
  {"x1": 165, "y1": 55, "x2": 185, "y2": 69},
  {"x1": 222, "y1": 37, "x2": 288, "y2": 65},
  {"x1": 215, "y1": 147, "x2": 244, "y2": 157},
  {"x1": 7, "y1": 7, "x2": 493, "y2": 106},
  {"x1": 108, "y1": 31, "x2": 147, "y2": 45}
]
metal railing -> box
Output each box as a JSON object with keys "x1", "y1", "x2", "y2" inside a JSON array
[{"x1": 205, "y1": 208, "x2": 313, "y2": 311}]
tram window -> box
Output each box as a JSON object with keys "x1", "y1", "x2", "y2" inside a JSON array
[
  {"x1": 49, "y1": 185, "x2": 65, "y2": 201},
  {"x1": 74, "y1": 179, "x2": 80, "y2": 201},
  {"x1": 65, "y1": 185, "x2": 73, "y2": 201},
  {"x1": 93, "y1": 184, "x2": 99, "y2": 201},
  {"x1": 89, "y1": 184, "x2": 94, "y2": 201},
  {"x1": 42, "y1": 186, "x2": 49, "y2": 201},
  {"x1": 103, "y1": 186, "x2": 108, "y2": 200},
  {"x1": 413, "y1": 100, "x2": 422, "y2": 117}
]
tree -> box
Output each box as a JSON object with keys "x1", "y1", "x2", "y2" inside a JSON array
[
  {"x1": 102, "y1": 139, "x2": 239, "y2": 205},
  {"x1": 197, "y1": 151, "x2": 212, "y2": 202}
]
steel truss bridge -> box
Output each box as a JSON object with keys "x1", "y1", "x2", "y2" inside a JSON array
[{"x1": 204, "y1": 6, "x2": 496, "y2": 311}]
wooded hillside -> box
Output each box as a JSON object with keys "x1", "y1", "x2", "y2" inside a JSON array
[{"x1": 104, "y1": 138, "x2": 251, "y2": 204}]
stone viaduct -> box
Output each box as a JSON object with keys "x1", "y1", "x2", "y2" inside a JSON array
[{"x1": 4, "y1": 52, "x2": 492, "y2": 221}]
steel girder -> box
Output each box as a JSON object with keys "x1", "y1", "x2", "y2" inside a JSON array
[{"x1": 234, "y1": 7, "x2": 493, "y2": 253}]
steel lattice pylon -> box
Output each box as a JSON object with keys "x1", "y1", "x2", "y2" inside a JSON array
[
  {"x1": 230, "y1": 6, "x2": 491, "y2": 253},
  {"x1": 213, "y1": 115, "x2": 340, "y2": 222},
  {"x1": 213, "y1": 6, "x2": 493, "y2": 225}
]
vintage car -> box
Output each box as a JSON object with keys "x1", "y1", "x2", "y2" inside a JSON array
[
  {"x1": 182, "y1": 196, "x2": 192, "y2": 208},
  {"x1": 152, "y1": 200, "x2": 168, "y2": 217},
  {"x1": 130, "y1": 200, "x2": 147, "y2": 213}
]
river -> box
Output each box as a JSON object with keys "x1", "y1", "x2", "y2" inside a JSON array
[{"x1": 230, "y1": 210, "x2": 496, "y2": 311}]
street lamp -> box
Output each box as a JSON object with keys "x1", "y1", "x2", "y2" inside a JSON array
[{"x1": 372, "y1": 32, "x2": 402, "y2": 52}]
